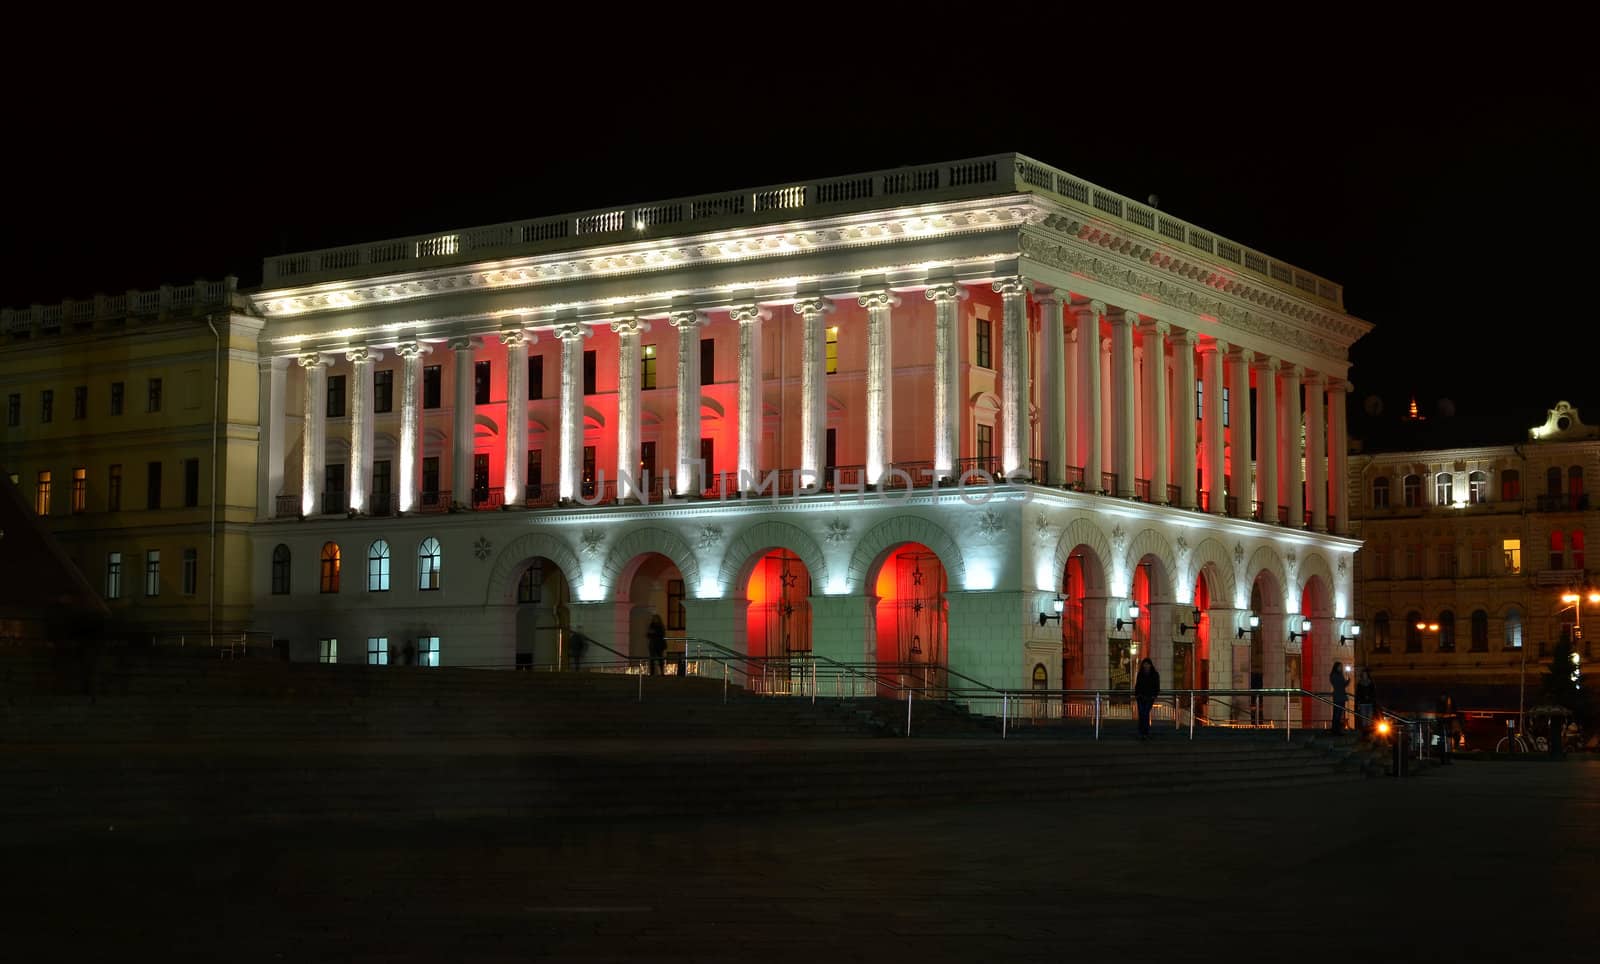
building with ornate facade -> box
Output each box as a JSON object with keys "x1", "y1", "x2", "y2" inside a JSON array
[
  {"x1": 246, "y1": 152, "x2": 1368, "y2": 711},
  {"x1": 0, "y1": 281, "x2": 263, "y2": 640},
  {"x1": 1349, "y1": 400, "x2": 1600, "y2": 701}
]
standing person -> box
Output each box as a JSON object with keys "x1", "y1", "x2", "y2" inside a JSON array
[
  {"x1": 568, "y1": 625, "x2": 588, "y2": 671},
  {"x1": 647, "y1": 614, "x2": 667, "y2": 676},
  {"x1": 1355, "y1": 667, "x2": 1378, "y2": 736},
  {"x1": 1328, "y1": 661, "x2": 1350, "y2": 734},
  {"x1": 1134, "y1": 657, "x2": 1160, "y2": 741}
]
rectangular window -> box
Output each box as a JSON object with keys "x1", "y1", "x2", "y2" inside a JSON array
[
  {"x1": 667, "y1": 578, "x2": 686, "y2": 631},
  {"x1": 105, "y1": 552, "x2": 122, "y2": 600},
  {"x1": 1501, "y1": 470, "x2": 1521, "y2": 502},
  {"x1": 422, "y1": 457, "x2": 440, "y2": 501},
  {"x1": 35, "y1": 470, "x2": 51, "y2": 516},
  {"x1": 110, "y1": 381, "x2": 124, "y2": 416},
  {"x1": 373, "y1": 460, "x2": 391, "y2": 504},
  {"x1": 472, "y1": 454, "x2": 489, "y2": 502},
  {"x1": 700, "y1": 339, "x2": 715, "y2": 386},
  {"x1": 1222, "y1": 386, "x2": 1230, "y2": 428},
  {"x1": 583, "y1": 350, "x2": 597, "y2": 395},
  {"x1": 183, "y1": 458, "x2": 200, "y2": 508},
  {"x1": 975, "y1": 320, "x2": 992, "y2": 369},
  {"x1": 326, "y1": 374, "x2": 346, "y2": 418},
  {"x1": 71, "y1": 467, "x2": 86, "y2": 513},
  {"x1": 1196, "y1": 380, "x2": 1204, "y2": 420},
  {"x1": 1437, "y1": 546, "x2": 1456, "y2": 578},
  {"x1": 583, "y1": 445, "x2": 597, "y2": 497},
  {"x1": 474, "y1": 360, "x2": 491, "y2": 405},
  {"x1": 417, "y1": 636, "x2": 440, "y2": 668},
  {"x1": 977, "y1": 424, "x2": 993, "y2": 461},
  {"x1": 699, "y1": 439, "x2": 713, "y2": 486},
  {"x1": 40, "y1": 389, "x2": 53, "y2": 424},
  {"x1": 1404, "y1": 546, "x2": 1418, "y2": 580},
  {"x1": 639, "y1": 441, "x2": 655, "y2": 483},
  {"x1": 319, "y1": 639, "x2": 337, "y2": 664},
  {"x1": 147, "y1": 462, "x2": 161, "y2": 510},
  {"x1": 1503, "y1": 539, "x2": 1522, "y2": 574},
  {"x1": 73, "y1": 386, "x2": 86, "y2": 420},
  {"x1": 1471, "y1": 546, "x2": 1488, "y2": 577},
  {"x1": 527, "y1": 449, "x2": 542, "y2": 490},
  {"x1": 1373, "y1": 550, "x2": 1390, "y2": 580},
  {"x1": 144, "y1": 550, "x2": 160, "y2": 597},
  {"x1": 529, "y1": 354, "x2": 544, "y2": 400},
  {"x1": 826, "y1": 428, "x2": 837, "y2": 470},
  {"x1": 6, "y1": 393, "x2": 18, "y2": 427},
  {"x1": 1550, "y1": 531, "x2": 1565, "y2": 571},
  {"x1": 423, "y1": 365, "x2": 442, "y2": 409},
  {"x1": 374, "y1": 369, "x2": 393, "y2": 413},
  {"x1": 826, "y1": 326, "x2": 839, "y2": 375},
  {"x1": 147, "y1": 377, "x2": 162, "y2": 413},
  {"x1": 641, "y1": 345, "x2": 656, "y2": 390},
  {"x1": 182, "y1": 548, "x2": 197, "y2": 595},
  {"x1": 367, "y1": 637, "x2": 389, "y2": 666},
  {"x1": 1573, "y1": 531, "x2": 1586, "y2": 572},
  {"x1": 108, "y1": 464, "x2": 122, "y2": 511}
]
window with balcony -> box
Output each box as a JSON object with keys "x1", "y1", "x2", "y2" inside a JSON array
[
  {"x1": 423, "y1": 365, "x2": 442, "y2": 409},
  {"x1": 1371, "y1": 477, "x2": 1389, "y2": 508},
  {"x1": 1570, "y1": 465, "x2": 1584, "y2": 500},
  {"x1": 1435, "y1": 473, "x2": 1453, "y2": 506},
  {"x1": 1468, "y1": 471, "x2": 1487, "y2": 504},
  {"x1": 374, "y1": 369, "x2": 393, "y2": 413},
  {"x1": 1403, "y1": 474, "x2": 1422, "y2": 507}
]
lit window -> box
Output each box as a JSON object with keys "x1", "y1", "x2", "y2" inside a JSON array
[
  {"x1": 368, "y1": 539, "x2": 391, "y2": 592},
  {"x1": 1505, "y1": 608, "x2": 1523, "y2": 650},
  {"x1": 144, "y1": 550, "x2": 160, "y2": 597},
  {"x1": 1196, "y1": 379, "x2": 1203, "y2": 420},
  {"x1": 182, "y1": 548, "x2": 197, "y2": 595},
  {"x1": 367, "y1": 637, "x2": 389, "y2": 666},
  {"x1": 826, "y1": 326, "x2": 839, "y2": 375},
  {"x1": 641, "y1": 345, "x2": 656, "y2": 390},
  {"x1": 320, "y1": 542, "x2": 341, "y2": 593},
  {"x1": 319, "y1": 638, "x2": 337, "y2": 664},
  {"x1": 418, "y1": 537, "x2": 442, "y2": 591},
  {"x1": 35, "y1": 470, "x2": 51, "y2": 516},
  {"x1": 1502, "y1": 539, "x2": 1521, "y2": 574},
  {"x1": 1468, "y1": 471, "x2": 1487, "y2": 504},
  {"x1": 1550, "y1": 531, "x2": 1565, "y2": 571},
  {"x1": 105, "y1": 552, "x2": 122, "y2": 600},
  {"x1": 71, "y1": 467, "x2": 86, "y2": 514},
  {"x1": 271, "y1": 544, "x2": 291, "y2": 594},
  {"x1": 417, "y1": 637, "x2": 440, "y2": 667},
  {"x1": 1222, "y1": 386, "x2": 1230, "y2": 428},
  {"x1": 976, "y1": 320, "x2": 992, "y2": 369},
  {"x1": 1435, "y1": 473, "x2": 1453, "y2": 506}
]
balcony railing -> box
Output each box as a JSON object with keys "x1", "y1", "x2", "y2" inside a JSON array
[
  {"x1": 524, "y1": 482, "x2": 561, "y2": 508},
  {"x1": 3, "y1": 278, "x2": 240, "y2": 340},
  {"x1": 1225, "y1": 495, "x2": 1239, "y2": 517},
  {"x1": 1277, "y1": 505, "x2": 1290, "y2": 525},
  {"x1": 955, "y1": 455, "x2": 1004, "y2": 480},
  {"x1": 368, "y1": 492, "x2": 393, "y2": 517},
  {"x1": 418, "y1": 489, "x2": 450, "y2": 513},
  {"x1": 1536, "y1": 493, "x2": 1590, "y2": 512},
  {"x1": 321, "y1": 491, "x2": 348, "y2": 515},
  {"x1": 1101, "y1": 472, "x2": 1117, "y2": 495},
  {"x1": 1197, "y1": 490, "x2": 1210, "y2": 513},
  {"x1": 1166, "y1": 484, "x2": 1181, "y2": 506},
  {"x1": 1064, "y1": 465, "x2": 1086, "y2": 490},
  {"x1": 1134, "y1": 478, "x2": 1151, "y2": 502},
  {"x1": 472, "y1": 486, "x2": 505, "y2": 510},
  {"x1": 1027, "y1": 458, "x2": 1048, "y2": 482},
  {"x1": 275, "y1": 494, "x2": 299, "y2": 518}
]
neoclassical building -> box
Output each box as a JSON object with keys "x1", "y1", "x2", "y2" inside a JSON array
[
  {"x1": 248, "y1": 153, "x2": 1367, "y2": 709},
  {"x1": 1350, "y1": 400, "x2": 1600, "y2": 698}
]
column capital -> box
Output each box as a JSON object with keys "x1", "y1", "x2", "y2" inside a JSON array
[
  {"x1": 553, "y1": 322, "x2": 591, "y2": 342},
  {"x1": 609, "y1": 316, "x2": 649, "y2": 336},
  {"x1": 793, "y1": 295, "x2": 836, "y2": 317},
  {"x1": 1253, "y1": 353, "x2": 1280, "y2": 372},
  {"x1": 446, "y1": 335, "x2": 479, "y2": 352},
  {"x1": 1281, "y1": 362, "x2": 1305, "y2": 379},
  {"x1": 729, "y1": 304, "x2": 771, "y2": 325},
  {"x1": 297, "y1": 352, "x2": 332, "y2": 369},
  {"x1": 923, "y1": 283, "x2": 968, "y2": 304},
  {"x1": 1072, "y1": 300, "x2": 1107, "y2": 320},
  {"x1": 345, "y1": 345, "x2": 383, "y2": 365},
  {"x1": 857, "y1": 290, "x2": 901, "y2": 310},
  {"x1": 1111, "y1": 308, "x2": 1139, "y2": 328},
  {"x1": 1031, "y1": 285, "x2": 1065, "y2": 307},
  {"x1": 990, "y1": 276, "x2": 1031, "y2": 299},
  {"x1": 667, "y1": 310, "x2": 709, "y2": 330},
  {"x1": 1138, "y1": 318, "x2": 1171, "y2": 337},
  {"x1": 1196, "y1": 337, "x2": 1229, "y2": 356},
  {"x1": 259, "y1": 355, "x2": 290, "y2": 372},
  {"x1": 498, "y1": 329, "x2": 529, "y2": 349},
  {"x1": 394, "y1": 340, "x2": 427, "y2": 359},
  {"x1": 1229, "y1": 346, "x2": 1255, "y2": 365},
  {"x1": 1303, "y1": 369, "x2": 1327, "y2": 387},
  {"x1": 1169, "y1": 327, "x2": 1198, "y2": 347},
  {"x1": 1337, "y1": 380, "x2": 1354, "y2": 394}
]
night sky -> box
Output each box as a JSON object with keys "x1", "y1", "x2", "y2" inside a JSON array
[{"x1": 6, "y1": 38, "x2": 1594, "y2": 443}]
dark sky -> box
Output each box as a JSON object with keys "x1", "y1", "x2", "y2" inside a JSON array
[{"x1": 6, "y1": 31, "x2": 1595, "y2": 439}]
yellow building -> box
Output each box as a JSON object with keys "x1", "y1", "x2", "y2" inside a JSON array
[{"x1": 0, "y1": 279, "x2": 263, "y2": 640}]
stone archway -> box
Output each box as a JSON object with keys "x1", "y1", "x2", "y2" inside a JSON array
[
  {"x1": 1054, "y1": 520, "x2": 1113, "y2": 691},
  {"x1": 847, "y1": 516, "x2": 966, "y2": 594},
  {"x1": 718, "y1": 519, "x2": 829, "y2": 597},
  {"x1": 1184, "y1": 537, "x2": 1239, "y2": 610},
  {"x1": 600, "y1": 526, "x2": 701, "y2": 601},
  {"x1": 484, "y1": 529, "x2": 584, "y2": 606}
]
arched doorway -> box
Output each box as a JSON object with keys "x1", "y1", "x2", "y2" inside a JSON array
[
  {"x1": 745, "y1": 550, "x2": 813, "y2": 660},
  {"x1": 1060, "y1": 546, "x2": 1110, "y2": 691},
  {"x1": 871, "y1": 543, "x2": 948, "y2": 695},
  {"x1": 1300, "y1": 574, "x2": 1333, "y2": 728},
  {"x1": 1247, "y1": 570, "x2": 1287, "y2": 726},
  {"x1": 1175, "y1": 572, "x2": 1212, "y2": 693},
  {"x1": 513, "y1": 557, "x2": 572, "y2": 669}
]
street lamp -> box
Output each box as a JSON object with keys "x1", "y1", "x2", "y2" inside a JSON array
[{"x1": 1538, "y1": 583, "x2": 1600, "y2": 733}]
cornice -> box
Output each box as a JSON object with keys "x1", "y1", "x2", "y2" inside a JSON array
[{"x1": 252, "y1": 198, "x2": 1043, "y2": 319}]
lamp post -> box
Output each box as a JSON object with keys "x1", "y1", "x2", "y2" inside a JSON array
[{"x1": 1544, "y1": 584, "x2": 1600, "y2": 735}]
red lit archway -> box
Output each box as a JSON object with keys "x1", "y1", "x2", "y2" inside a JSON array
[
  {"x1": 745, "y1": 550, "x2": 812, "y2": 660},
  {"x1": 872, "y1": 544, "x2": 947, "y2": 692}
]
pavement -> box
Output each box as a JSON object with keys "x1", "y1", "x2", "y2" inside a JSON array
[{"x1": 7, "y1": 757, "x2": 1595, "y2": 962}]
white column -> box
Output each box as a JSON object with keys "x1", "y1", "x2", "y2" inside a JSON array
[
  {"x1": 1200, "y1": 340, "x2": 1227, "y2": 515},
  {"x1": 924, "y1": 284, "x2": 965, "y2": 478},
  {"x1": 1064, "y1": 327, "x2": 1078, "y2": 478},
  {"x1": 346, "y1": 346, "x2": 379, "y2": 514},
  {"x1": 1284, "y1": 363, "x2": 1305, "y2": 529},
  {"x1": 500, "y1": 329, "x2": 529, "y2": 506},
  {"x1": 993, "y1": 277, "x2": 1031, "y2": 478},
  {"x1": 859, "y1": 290, "x2": 899, "y2": 484},
  {"x1": 731, "y1": 305, "x2": 768, "y2": 494},
  {"x1": 395, "y1": 340, "x2": 424, "y2": 513},
  {"x1": 612, "y1": 316, "x2": 646, "y2": 500},
  {"x1": 449, "y1": 335, "x2": 477, "y2": 506},
  {"x1": 1331, "y1": 381, "x2": 1351, "y2": 535},
  {"x1": 1111, "y1": 309, "x2": 1137, "y2": 497},
  {"x1": 1173, "y1": 330, "x2": 1198, "y2": 510},
  {"x1": 1100, "y1": 337, "x2": 1113, "y2": 474},
  {"x1": 555, "y1": 323, "x2": 589, "y2": 501},
  {"x1": 1228, "y1": 348, "x2": 1254, "y2": 520},
  {"x1": 1307, "y1": 370, "x2": 1327, "y2": 533},
  {"x1": 258, "y1": 356, "x2": 287, "y2": 518},
  {"x1": 1255, "y1": 355, "x2": 1279, "y2": 524},
  {"x1": 669, "y1": 310, "x2": 708, "y2": 494},
  {"x1": 1074, "y1": 301, "x2": 1104, "y2": 490},
  {"x1": 1035, "y1": 288, "x2": 1066, "y2": 486},
  {"x1": 1142, "y1": 321, "x2": 1169, "y2": 504},
  {"x1": 298, "y1": 352, "x2": 329, "y2": 517},
  {"x1": 794, "y1": 297, "x2": 834, "y2": 485}
]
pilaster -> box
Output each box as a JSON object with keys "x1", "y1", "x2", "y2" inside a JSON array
[{"x1": 858, "y1": 290, "x2": 899, "y2": 485}]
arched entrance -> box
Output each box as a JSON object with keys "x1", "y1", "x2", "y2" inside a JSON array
[
  {"x1": 1247, "y1": 569, "x2": 1287, "y2": 726},
  {"x1": 745, "y1": 550, "x2": 813, "y2": 659},
  {"x1": 871, "y1": 543, "x2": 948, "y2": 694},
  {"x1": 1300, "y1": 574, "x2": 1333, "y2": 728},
  {"x1": 617, "y1": 552, "x2": 689, "y2": 663},
  {"x1": 513, "y1": 557, "x2": 572, "y2": 669},
  {"x1": 1060, "y1": 546, "x2": 1110, "y2": 691},
  {"x1": 1175, "y1": 572, "x2": 1212, "y2": 693}
]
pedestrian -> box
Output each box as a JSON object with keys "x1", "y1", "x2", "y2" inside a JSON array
[
  {"x1": 1436, "y1": 692, "x2": 1457, "y2": 761},
  {"x1": 1134, "y1": 657, "x2": 1160, "y2": 741},
  {"x1": 1355, "y1": 667, "x2": 1377, "y2": 736},
  {"x1": 647, "y1": 614, "x2": 667, "y2": 676},
  {"x1": 568, "y1": 625, "x2": 588, "y2": 671},
  {"x1": 1328, "y1": 661, "x2": 1349, "y2": 734}
]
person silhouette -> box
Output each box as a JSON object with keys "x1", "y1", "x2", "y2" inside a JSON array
[{"x1": 1134, "y1": 658, "x2": 1161, "y2": 741}]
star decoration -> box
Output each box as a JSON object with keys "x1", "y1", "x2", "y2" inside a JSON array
[
  {"x1": 780, "y1": 569, "x2": 798, "y2": 589},
  {"x1": 472, "y1": 536, "x2": 493, "y2": 561},
  {"x1": 580, "y1": 528, "x2": 605, "y2": 556},
  {"x1": 694, "y1": 524, "x2": 724, "y2": 552},
  {"x1": 911, "y1": 568, "x2": 924, "y2": 587},
  {"x1": 824, "y1": 518, "x2": 851, "y2": 545},
  {"x1": 977, "y1": 510, "x2": 1004, "y2": 539}
]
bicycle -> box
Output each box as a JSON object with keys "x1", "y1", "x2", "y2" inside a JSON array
[{"x1": 1495, "y1": 720, "x2": 1547, "y2": 753}]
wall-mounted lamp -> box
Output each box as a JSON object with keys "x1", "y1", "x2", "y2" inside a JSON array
[
  {"x1": 1237, "y1": 613, "x2": 1260, "y2": 639},
  {"x1": 1288, "y1": 617, "x2": 1312, "y2": 643},
  {"x1": 1038, "y1": 594, "x2": 1066, "y2": 627},
  {"x1": 1339, "y1": 624, "x2": 1362, "y2": 645},
  {"x1": 1177, "y1": 608, "x2": 1203, "y2": 636},
  {"x1": 1115, "y1": 603, "x2": 1141, "y2": 632}
]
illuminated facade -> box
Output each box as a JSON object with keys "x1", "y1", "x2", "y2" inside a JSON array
[
  {"x1": 0, "y1": 280, "x2": 263, "y2": 638},
  {"x1": 1350, "y1": 401, "x2": 1600, "y2": 694},
  {"x1": 248, "y1": 153, "x2": 1367, "y2": 708}
]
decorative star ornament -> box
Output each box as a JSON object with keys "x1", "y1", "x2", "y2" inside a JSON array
[{"x1": 472, "y1": 536, "x2": 493, "y2": 561}]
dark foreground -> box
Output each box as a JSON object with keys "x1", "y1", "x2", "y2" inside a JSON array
[{"x1": 8, "y1": 759, "x2": 1592, "y2": 962}]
